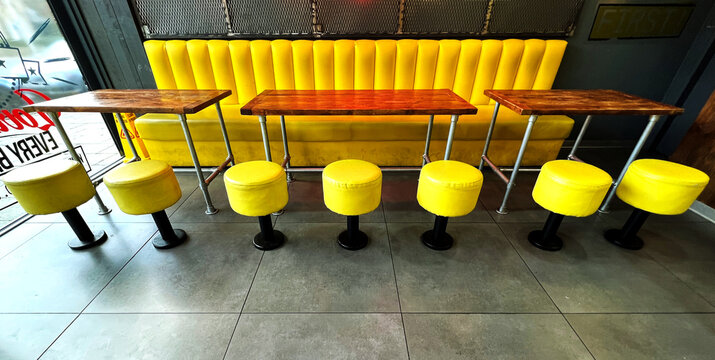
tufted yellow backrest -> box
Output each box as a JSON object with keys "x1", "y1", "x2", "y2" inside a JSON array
[{"x1": 144, "y1": 39, "x2": 567, "y2": 106}]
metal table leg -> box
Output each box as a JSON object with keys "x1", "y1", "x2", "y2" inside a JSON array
[
  {"x1": 177, "y1": 113, "x2": 217, "y2": 215},
  {"x1": 48, "y1": 112, "x2": 111, "y2": 215},
  {"x1": 279, "y1": 115, "x2": 292, "y2": 181},
  {"x1": 258, "y1": 115, "x2": 272, "y2": 162},
  {"x1": 114, "y1": 113, "x2": 141, "y2": 162},
  {"x1": 479, "y1": 102, "x2": 500, "y2": 171},
  {"x1": 422, "y1": 115, "x2": 434, "y2": 165},
  {"x1": 497, "y1": 114, "x2": 538, "y2": 215},
  {"x1": 568, "y1": 115, "x2": 592, "y2": 162},
  {"x1": 599, "y1": 115, "x2": 660, "y2": 213},
  {"x1": 444, "y1": 114, "x2": 459, "y2": 160},
  {"x1": 215, "y1": 103, "x2": 235, "y2": 166}
]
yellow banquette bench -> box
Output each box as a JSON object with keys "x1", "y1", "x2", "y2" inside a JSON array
[{"x1": 138, "y1": 39, "x2": 573, "y2": 167}]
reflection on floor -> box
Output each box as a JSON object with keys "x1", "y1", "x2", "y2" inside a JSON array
[{"x1": 1, "y1": 171, "x2": 714, "y2": 359}]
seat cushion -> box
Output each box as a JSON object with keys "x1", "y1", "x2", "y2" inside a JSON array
[
  {"x1": 224, "y1": 161, "x2": 288, "y2": 216},
  {"x1": 104, "y1": 160, "x2": 181, "y2": 215},
  {"x1": 417, "y1": 160, "x2": 483, "y2": 217},
  {"x1": 2, "y1": 159, "x2": 95, "y2": 215},
  {"x1": 616, "y1": 159, "x2": 709, "y2": 215},
  {"x1": 323, "y1": 159, "x2": 382, "y2": 216},
  {"x1": 532, "y1": 160, "x2": 612, "y2": 217}
]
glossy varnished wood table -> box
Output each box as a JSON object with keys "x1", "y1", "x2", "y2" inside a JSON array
[
  {"x1": 241, "y1": 89, "x2": 478, "y2": 170},
  {"x1": 24, "y1": 89, "x2": 234, "y2": 215},
  {"x1": 480, "y1": 89, "x2": 684, "y2": 214}
]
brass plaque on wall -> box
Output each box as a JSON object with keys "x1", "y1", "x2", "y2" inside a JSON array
[{"x1": 590, "y1": 4, "x2": 694, "y2": 39}]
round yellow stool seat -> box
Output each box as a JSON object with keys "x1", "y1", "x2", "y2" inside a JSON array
[
  {"x1": 323, "y1": 159, "x2": 382, "y2": 216},
  {"x1": 616, "y1": 159, "x2": 709, "y2": 215},
  {"x1": 104, "y1": 160, "x2": 181, "y2": 215},
  {"x1": 532, "y1": 160, "x2": 612, "y2": 217},
  {"x1": 2, "y1": 159, "x2": 95, "y2": 215},
  {"x1": 417, "y1": 160, "x2": 483, "y2": 217},
  {"x1": 224, "y1": 161, "x2": 288, "y2": 217}
]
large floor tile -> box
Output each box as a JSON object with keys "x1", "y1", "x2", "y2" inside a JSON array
[
  {"x1": 87, "y1": 224, "x2": 263, "y2": 312},
  {"x1": 500, "y1": 221, "x2": 715, "y2": 313},
  {"x1": 641, "y1": 221, "x2": 715, "y2": 305},
  {"x1": 224, "y1": 313, "x2": 408, "y2": 360},
  {"x1": 404, "y1": 314, "x2": 592, "y2": 360},
  {"x1": 244, "y1": 222, "x2": 399, "y2": 312},
  {"x1": 0, "y1": 222, "x2": 155, "y2": 312},
  {"x1": 389, "y1": 222, "x2": 556, "y2": 313},
  {"x1": 567, "y1": 314, "x2": 715, "y2": 360},
  {"x1": 170, "y1": 174, "x2": 257, "y2": 223},
  {"x1": 381, "y1": 173, "x2": 493, "y2": 223},
  {"x1": 41, "y1": 313, "x2": 237, "y2": 359},
  {"x1": 0, "y1": 223, "x2": 49, "y2": 259},
  {"x1": 0, "y1": 314, "x2": 75, "y2": 360}
]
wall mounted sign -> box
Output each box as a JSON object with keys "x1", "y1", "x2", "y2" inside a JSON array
[{"x1": 590, "y1": 4, "x2": 694, "y2": 40}]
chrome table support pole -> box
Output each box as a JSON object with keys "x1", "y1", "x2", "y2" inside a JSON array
[
  {"x1": 279, "y1": 115, "x2": 292, "y2": 181},
  {"x1": 114, "y1": 113, "x2": 140, "y2": 162},
  {"x1": 258, "y1": 115, "x2": 272, "y2": 162},
  {"x1": 497, "y1": 114, "x2": 538, "y2": 215},
  {"x1": 568, "y1": 115, "x2": 592, "y2": 160},
  {"x1": 479, "y1": 102, "x2": 500, "y2": 171},
  {"x1": 48, "y1": 112, "x2": 111, "y2": 215},
  {"x1": 422, "y1": 115, "x2": 434, "y2": 166},
  {"x1": 215, "y1": 103, "x2": 235, "y2": 166},
  {"x1": 599, "y1": 115, "x2": 661, "y2": 213},
  {"x1": 444, "y1": 114, "x2": 459, "y2": 160},
  {"x1": 177, "y1": 113, "x2": 217, "y2": 215}
]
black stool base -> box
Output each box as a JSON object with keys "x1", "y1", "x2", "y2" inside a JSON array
[
  {"x1": 528, "y1": 230, "x2": 563, "y2": 251},
  {"x1": 254, "y1": 230, "x2": 285, "y2": 250},
  {"x1": 338, "y1": 229, "x2": 368, "y2": 250},
  {"x1": 68, "y1": 230, "x2": 107, "y2": 250},
  {"x1": 421, "y1": 230, "x2": 454, "y2": 250},
  {"x1": 153, "y1": 229, "x2": 188, "y2": 249},
  {"x1": 604, "y1": 229, "x2": 644, "y2": 250}
]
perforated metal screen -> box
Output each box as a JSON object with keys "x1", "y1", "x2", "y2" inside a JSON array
[{"x1": 131, "y1": 0, "x2": 585, "y2": 38}]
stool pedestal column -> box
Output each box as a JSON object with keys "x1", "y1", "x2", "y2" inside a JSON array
[
  {"x1": 528, "y1": 212, "x2": 565, "y2": 251},
  {"x1": 421, "y1": 215, "x2": 454, "y2": 250},
  {"x1": 254, "y1": 215, "x2": 285, "y2": 251},
  {"x1": 338, "y1": 215, "x2": 368, "y2": 250},
  {"x1": 604, "y1": 208, "x2": 649, "y2": 250},
  {"x1": 151, "y1": 210, "x2": 187, "y2": 249},
  {"x1": 61, "y1": 208, "x2": 107, "y2": 250}
]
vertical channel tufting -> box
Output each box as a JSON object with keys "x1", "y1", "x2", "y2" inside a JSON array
[
  {"x1": 292, "y1": 40, "x2": 315, "y2": 90},
  {"x1": 144, "y1": 40, "x2": 177, "y2": 89},
  {"x1": 354, "y1": 40, "x2": 376, "y2": 90},
  {"x1": 413, "y1": 39, "x2": 439, "y2": 89},
  {"x1": 314, "y1": 40, "x2": 335, "y2": 90},
  {"x1": 470, "y1": 39, "x2": 502, "y2": 105},
  {"x1": 394, "y1": 39, "x2": 418, "y2": 89},
  {"x1": 513, "y1": 39, "x2": 546, "y2": 90},
  {"x1": 165, "y1": 40, "x2": 197, "y2": 89},
  {"x1": 374, "y1": 40, "x2": 396, "y2": 90},
  {"x1": 334, "y1": 40, "x2": 355, "y2": 90},
  {"x1": 433, "y1": 39, "x2": 461, "y2": 90},
  {"x1": 207, "y1": 40, "x2": 239, "y2": 104},
  {"x1": 272, "y1": 40, "x2": 295, "y2": 90},
  {"x1": 492, "y1": 39, "x2": 525, "y2": 91},
  {"x1": 452, "y1": 39, "x2": 481, "y2": 101},
  {"x1": 532, "y1": 40, "x2": 567, "y2": 90},
  {"x1": 228, "y1": 40, "x2": 257, "y2": 105},
  {"x1": 186, "y1": 40, "x2": 217, "y2": 90},
  {"x1": 250, "y1": 40, "x2": 276, "y2": 94}
]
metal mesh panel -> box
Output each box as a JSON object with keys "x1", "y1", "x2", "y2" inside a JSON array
[
  {"x1": 316, "y1": 0, "x2": 399, "y2": 34},
  {"x1": 226, "y1": 0, "x2": 313, "y2": 35},
  {"x1": 487, "y1": 0, "x2": 585, "y2": 35},
  {"x1": 133, "y1": 0, "x2": 229, "y2": 36},
  {"x1": 402, "y1": 0, "x2": 489, "y2": 34}
]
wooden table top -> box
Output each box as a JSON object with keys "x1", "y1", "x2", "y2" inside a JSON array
[
  {"x1": 23, "y1": 89, "x2": 232, "y2": 114},
  {"x1": 484, "y1": 89, "x2": 683, "y2": 116},
  {"x1": 240, "y1": 89, "x2": 478, "y2": 116}
]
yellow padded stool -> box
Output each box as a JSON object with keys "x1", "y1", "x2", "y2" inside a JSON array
[
  {"x1": 323, "y1": 159, "x2": 382, "y2": 250},
  {"x1": 104, "y1": 160, "x2": 185, "y2": 249},
  {"x1": 529, "y1": 160, "x2": 612, "y2": 251},
  {"x1": 417, "y1": 160, "x2": 483, "y2": 250},
  {"x1": 605, "y1": 159, "x2": 709, "y2": 250},
  {"x1": 1, "y1": 159, "x2": 107, "y2": 249},
  {"x1": 224, "y1": 161, "x2": 289, "y2": 250}
]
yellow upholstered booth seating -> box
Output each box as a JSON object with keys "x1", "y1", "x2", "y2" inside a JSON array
[
  {"x1": 532, "y1": 160, "x2": 613, "y2": 217},
  {"x1": 416, "y1": 160, "x2": 483, "y2": 250},
  {"x1": 138, "y1": 39, "x2": 572, "y2": 167}
]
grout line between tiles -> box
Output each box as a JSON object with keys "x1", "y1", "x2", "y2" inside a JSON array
[
  {"x1": 383, "y1": 204, "x2": 411, "y2": 360},
  {"x1": 0, "y1": 223, "x2": 51, "y2": 263},
  {"x1": 639, "y1": 250, "x2": 715, "y2": 309}
]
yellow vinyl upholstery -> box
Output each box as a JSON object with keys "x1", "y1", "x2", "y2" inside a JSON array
[
  {"x1": 323, "y1": 159, "x2": 382, "y2": 216},
  {"x1": 1, "y1": 159, "x2": 95, "y2": 215},
  {"x1": 532, "y1": 160, "x2": 612, "y2": 217},
  {"x1": 417, "y1": 160, "x2": 483, "y2": 217},
  {"x1": 139, "y1": 39, "x2": 572, "y2": 167},
  {"x1": 616, "y1": 159, "x2": 709, "y2": 215},
  {"x1": 103, "y1": 160, "x2": 182, "y2": 215},
  {"x1": 224, "y1": 161, "x2": 289, "y2": 217}
]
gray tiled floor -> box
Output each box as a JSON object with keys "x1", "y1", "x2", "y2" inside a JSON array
[{"x1": 0, "y1": 171, "x2": 714, "y2": 359}]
